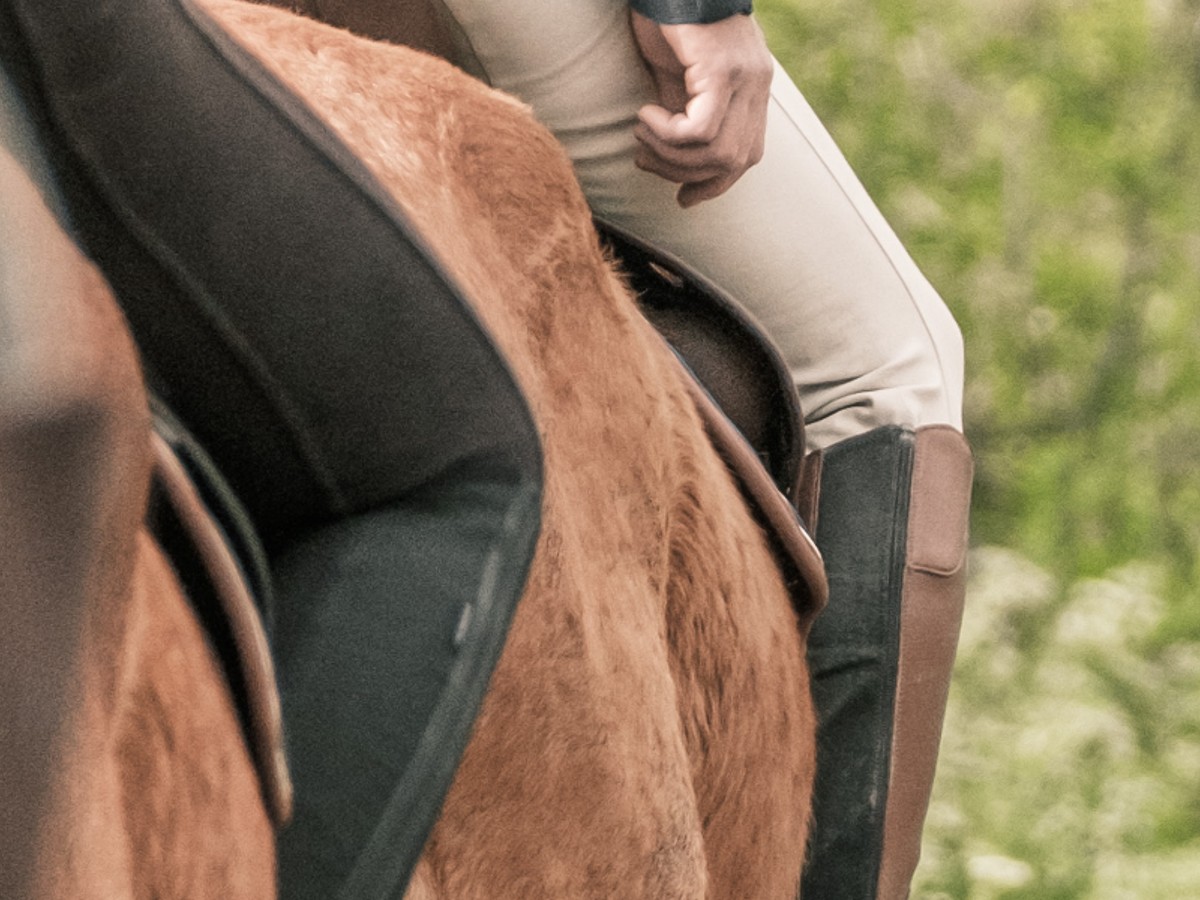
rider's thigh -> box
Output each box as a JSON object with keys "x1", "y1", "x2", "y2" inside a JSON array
[{"x1": 432, "y1": 0, "x2": 964, "y2": 450}]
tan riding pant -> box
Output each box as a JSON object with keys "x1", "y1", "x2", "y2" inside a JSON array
[{"x1": 423, "y1": 0, "x2": 964, "y2": 450}]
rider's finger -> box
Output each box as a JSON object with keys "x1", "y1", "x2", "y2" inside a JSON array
[
  {"x1": 636, "y1": 103, "x2": 689, "y2": 145},
  {"x1": 633, "y1": 118, "x2": 742, "y2": 172},
  {"x1": 633, "y1": 142, "x2": 725, "y2": 185},
  {"x1": 676, "y1": 172, "x2": 738, "y2": 208},
  {"x1": 638, "y1": 84, "x2": 729, "y2": 147}
]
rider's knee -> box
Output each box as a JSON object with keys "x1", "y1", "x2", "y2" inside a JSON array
[{"x1": 801, "y1": 301, "x2": 965, "y2": 451}]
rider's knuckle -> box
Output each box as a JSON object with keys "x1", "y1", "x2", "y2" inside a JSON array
[
  {"x1": 698, "y1": 121, "x2": 721, "y2": 143},
  {"x1": 715, "y1": 145, "x2": 739, "y2": 169}
]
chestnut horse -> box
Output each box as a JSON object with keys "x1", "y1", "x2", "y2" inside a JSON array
[{"x1": 3, "y1": 1, "x2": 820, "y2": 896}]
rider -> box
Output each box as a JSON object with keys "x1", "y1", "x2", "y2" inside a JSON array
[{"x1": 289, "y1": 1, "x2": 973, "y2": 897}]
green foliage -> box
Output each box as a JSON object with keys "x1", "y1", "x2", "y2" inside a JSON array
[{"x1": 757, "y1": 0, "x2": 1200, "y2": 895}]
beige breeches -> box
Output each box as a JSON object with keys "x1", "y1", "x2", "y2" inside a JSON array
[{"x1": 425, "y1": 0, "x2": 964, "y2": 449}]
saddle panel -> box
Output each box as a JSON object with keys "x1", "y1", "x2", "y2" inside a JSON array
[{"x1": 278, "y1": 0, "x2": 470, "y2": 69}]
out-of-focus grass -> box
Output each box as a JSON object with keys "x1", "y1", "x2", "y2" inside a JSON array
[
  {"x1": 756, "y1": 0, "x2": 1200, "y2": 895},
  {"x1": 930, "y1": 551, "x2": 1200, "y2": 897}
]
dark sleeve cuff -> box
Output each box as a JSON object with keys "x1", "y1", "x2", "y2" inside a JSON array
[{"x1": 629, "y1": 0, "x2": 752, "y2": 25}]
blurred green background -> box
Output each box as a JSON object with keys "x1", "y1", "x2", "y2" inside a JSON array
[{"x1": 756, "y1": 0, "x2": 1200, "y2": 896}]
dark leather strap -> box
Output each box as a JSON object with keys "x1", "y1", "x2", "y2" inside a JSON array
[
  {"x1": 149, "y1": 421, "x2": 293, "y2": 826},
  {"x1": 675, "y1": 362, "x2": 827, "y2": 629}
]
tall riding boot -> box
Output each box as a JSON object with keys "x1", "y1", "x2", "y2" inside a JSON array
[{"x1": 797, "y1": 424, "x2": 973, "y2": 900}]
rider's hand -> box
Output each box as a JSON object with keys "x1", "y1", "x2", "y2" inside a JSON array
[{"x1": 631, "y1": 11, "x2": 773, "y2": 208}]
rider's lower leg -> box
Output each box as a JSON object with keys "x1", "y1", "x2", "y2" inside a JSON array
[{"x1": 798, "y1": 423, "x2": 973, "y2": 900}]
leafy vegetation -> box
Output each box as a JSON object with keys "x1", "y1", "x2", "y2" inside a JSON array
[{"x1": 757, "y1": 0, "x2": 1200, "y2": 895}]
